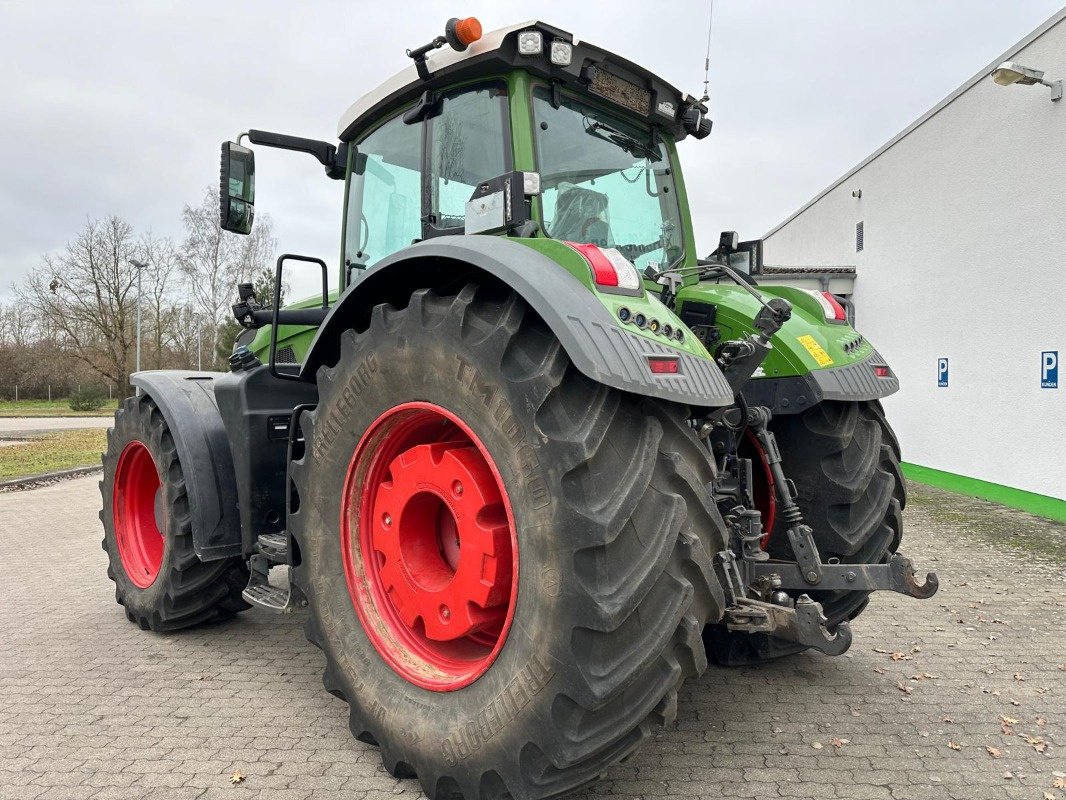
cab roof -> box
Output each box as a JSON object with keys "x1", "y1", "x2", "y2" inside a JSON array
[{"x1": 337, "y1": 20, "x2": 707, "y2": 143}]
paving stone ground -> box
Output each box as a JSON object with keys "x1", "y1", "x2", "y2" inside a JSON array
[{"x1": 0, "y1": 476, "x2": 1062, "y2": 800}]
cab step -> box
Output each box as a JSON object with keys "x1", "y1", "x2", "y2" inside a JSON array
[
  {"x1": 241, "y1": 554, "x2": 305, "y2": 614},
  {"x1": 256, "y1": 532, "x2": 289, "y2": 562}
]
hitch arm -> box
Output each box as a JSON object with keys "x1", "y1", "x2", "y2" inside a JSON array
[{"x1": 749, "y1": 553, "x2": 939, "y2": 599}]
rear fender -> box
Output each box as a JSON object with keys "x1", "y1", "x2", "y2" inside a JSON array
[
  {"x1": 675, "y1": 282, "x2": 899, "y2": 414},
  {"x1": 129, "y1": 371, "x2": 242, "y2": 560},
  {"x1": 301, "y1": 237, "x2": 735, "y2": 407}
]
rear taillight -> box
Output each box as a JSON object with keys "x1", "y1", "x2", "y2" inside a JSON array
[
  {"x1": 564, "y1": 242, "x2": 641, "y2": 293},
  {"x1": 803, "y1": 289, "x2": 847, "y2": 323},
  {"x1": 647, "y1": 356, "x2": 679, "y2": 375},
  {"x1": 873, "y1": 364, "x2": 891, "y2": 378}
]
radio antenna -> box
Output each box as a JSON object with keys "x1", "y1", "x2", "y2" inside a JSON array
[{"x1": 700, "y1": 0, "x2": 714, "y2": 103}]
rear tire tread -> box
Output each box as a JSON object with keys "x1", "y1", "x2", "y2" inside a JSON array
[{"x1": 289, "y1": 285, "x2": 730, "y2": 800}]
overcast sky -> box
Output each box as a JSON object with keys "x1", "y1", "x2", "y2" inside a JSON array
[{"x1": 1, "y1": 0, "x2": 1062, "y2": 300}]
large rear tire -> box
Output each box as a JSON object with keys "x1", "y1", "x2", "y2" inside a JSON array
[
  {"x1": 100, "y1": 394, "x2": 249, "y2": 631},
  {"x1": 289, "y1": 285, "x2": 729, "y2": 800},
  {"x1": 705, "y1": 399, "x2": 905, "y2": 665}
]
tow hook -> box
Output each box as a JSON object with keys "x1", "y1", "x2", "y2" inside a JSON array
[
  {"x1": 712, "y1": 401, "x2": 939, "y2": 657},
  {"x1": 722, "y1": 592, "x2": 854, "y2": 657}
]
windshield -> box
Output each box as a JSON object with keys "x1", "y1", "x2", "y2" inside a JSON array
[{"x1": 532, "y1": 87, "x2": 684, "y2": 270}]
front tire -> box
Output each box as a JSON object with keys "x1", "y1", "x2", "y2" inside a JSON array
[
  {"x1": 289, "y1": 285, "x2": 729, "y2": 800},
  {"x1": 706, "y1": 399, "x2": 905, "y2": 665},
  {"x1": 100, "y1": 395, "x2": 249, "y2": 631}
]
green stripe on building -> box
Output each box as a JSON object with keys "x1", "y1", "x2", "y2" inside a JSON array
[{"x1": 902, "y1": 463, "x2": 1066, "y2": 524}]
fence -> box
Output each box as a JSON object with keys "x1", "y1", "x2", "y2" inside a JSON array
[{"x1": 3, "y1": 384, "x2": 116, "y2": 403}]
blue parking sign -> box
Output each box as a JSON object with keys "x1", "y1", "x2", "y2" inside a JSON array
[
  {"x1": 1041, "y1": 351, "x2": 1058, "y2": 389},
  {"x1": 937, "y1": 358, "x2": 949, "y2": 387}
]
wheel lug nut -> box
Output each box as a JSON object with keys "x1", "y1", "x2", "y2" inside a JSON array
[
  {"x1": 382, "y1": 513, "x2": 392, "y2": 528},
  {"x1": 440, "y1": 605, "x2": 451, "y2": 621},
  {"x1": 453, "y1": 481, "x2": 463, "y2": 497}
]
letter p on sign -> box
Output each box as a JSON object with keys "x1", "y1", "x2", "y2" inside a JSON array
[
  {"x1": 1041, "y1": 351, "x2": 1058, "y2": 389},
  {"x1": 937, "y1": 358, "x2": 949, "y2": 387}
]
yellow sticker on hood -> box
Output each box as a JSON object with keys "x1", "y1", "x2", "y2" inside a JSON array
[{"x1": 797, "y1": 334, "x2": 834, "y2": 367}]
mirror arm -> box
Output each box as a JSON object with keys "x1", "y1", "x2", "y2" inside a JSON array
[{"x1": 245, "y1": 130, "x2": 347, "y2": 179}]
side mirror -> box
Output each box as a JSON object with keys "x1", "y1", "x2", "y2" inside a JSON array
[
  {"x1": 220, "y1": 142, "x2": 255, "y2": 234},
  {"x1": 709, "y1": 235, "x2": 763, "y2": 275}
]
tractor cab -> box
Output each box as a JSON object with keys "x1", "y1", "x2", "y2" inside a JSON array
[
  {"x1": 335, "y1": 19, "x2": 710, "y2": 276},
  {"x1": 221, "y1": 18, "x2": 713, "y2": 330}
]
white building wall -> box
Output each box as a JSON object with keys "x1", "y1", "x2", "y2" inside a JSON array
[{"x1": 764, "y1": 12, "x2": 1066, "y2": 500}]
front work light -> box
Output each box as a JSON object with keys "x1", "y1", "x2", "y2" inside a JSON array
[{"x1": 517, "y1": 30, "x2": 543, "y2": 55}]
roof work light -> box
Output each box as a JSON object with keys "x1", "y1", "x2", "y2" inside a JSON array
[
  {"x1": 517, "y1": 30, "x2": 544, "y2": 55},
  {"x1": 549, "y1": 39, "x2": 573, "y2": 66}
]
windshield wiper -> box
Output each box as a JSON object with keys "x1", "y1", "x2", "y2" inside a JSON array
[{"x1": 583, "y1": 118, "x2": 660, "y2": 162}]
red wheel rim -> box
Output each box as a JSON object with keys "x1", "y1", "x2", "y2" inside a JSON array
[
  {"x1": 113, "y1": 440, "x2": 165, "y2": 588},
  {"x1": 341, "y1": 402, "x2": 519, "y2": 691}
]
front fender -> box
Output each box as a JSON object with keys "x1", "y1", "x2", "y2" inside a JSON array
[
  {"x1": 128, "y1": 371, "x2": 242, "y2": 560},
  {"x1": 302, "y1": 237, "x2": 735, "y2": 408}
]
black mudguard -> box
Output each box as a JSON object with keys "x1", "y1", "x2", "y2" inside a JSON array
[
  {"x1": 742, "y1": 350, "x2": 900, "y2": 415},
  {"x1": 300, "y1": 237, "x2": 735, "y2": 408},
  {"x1": 128, "y1": 371, "x2": 242, "y2": 560},
  {"x1": 213, "y1": 364, "x2": 319, "y2": 557}
]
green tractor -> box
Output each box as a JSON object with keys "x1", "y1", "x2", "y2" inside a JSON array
[{"x1": 101, "y1": 18, "x2": 937, "y2": 799}]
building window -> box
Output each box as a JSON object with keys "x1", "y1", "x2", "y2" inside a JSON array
[{"x1": 856, "y1": 221, "x2": 864, "y2": 252}]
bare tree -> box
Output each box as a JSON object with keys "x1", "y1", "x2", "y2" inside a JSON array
[
  {"x1": 179, "y1": 186, "x2": 276, "y2": 368},
  {"x1": 0, "y1": 301, "x2": 36, "y2": 347},
  {"x1": 19, "y1": 216, "x2": 139, "y2": 388},
  {"x1": 139, "y1": 231, "x2": 180, "y2": 369},
  {"x1": 178, "y1": 187, "x2": 237, "y2": 367}
]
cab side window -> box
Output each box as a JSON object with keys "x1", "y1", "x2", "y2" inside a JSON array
[
  {"x1": 426, "y1": 83, "x2": 509, "y2": 233},
  {"x1": 344, "y1": 82, "x2": 511, "y2": 269},
  {"x1": 345, "y1": 112, "x2": 422, "y2": 270}
]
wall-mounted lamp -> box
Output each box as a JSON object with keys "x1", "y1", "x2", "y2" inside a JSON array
[{"x1": 992, "y1": 61, "x2": 1062, "y2": 102}]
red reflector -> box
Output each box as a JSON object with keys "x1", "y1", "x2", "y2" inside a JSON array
[
  {"x1": 564, "y1": 241, "x2": 618, "y2": 287},
  {"x1": 821, "y1": 291, "x2": 847, "y2": 321},
  {"x1": 647, "y1": 356, "x2": 679, "y2": 374},
  {"x1": 873, "y1": 365, "x2": 891, "y2": 378}
]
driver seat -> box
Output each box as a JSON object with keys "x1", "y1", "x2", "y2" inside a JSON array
[{"x1": 550, "y1": 183, "x2": 612, "y2": 247}]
